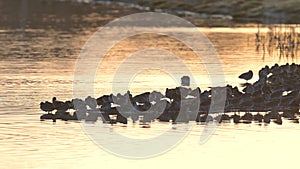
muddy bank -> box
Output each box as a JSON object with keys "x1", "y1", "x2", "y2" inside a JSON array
[
  {"x1": 90, "y1": 0, "x2": 300, "y2": 24},
  {"x1": 0, "y1": 0, "x2": 143, "y2": 31},
  {"x1": 1, "y1": 0, "x2": 300, "y2": 30}
]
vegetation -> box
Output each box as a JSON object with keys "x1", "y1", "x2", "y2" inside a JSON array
[{"x1": 97, "y1": 0, "x2": 300, "y2": 24}]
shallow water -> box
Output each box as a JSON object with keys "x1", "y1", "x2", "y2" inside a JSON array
[{"x1": 1, "y1": 14, "x2": 300, "y2": 169}]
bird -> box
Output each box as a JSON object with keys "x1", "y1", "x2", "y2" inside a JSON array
[
  {"x1": 241, "y1": 113, "x2": 253, "y2": 123},
  {"x1": 274, "y1": 116, "x2": 283, "y2": 125},
  {"x1": 72, "y1": 98, "x2": 87, "y2": 112},
  {"x1": 263, "y1": 114, "x2": 271, "y2": 124},
  {"x1": 231, "y1": 113, "x2": 240, "y2": 123},
  {"x1": 96, "y1": 95, "x2": 113, "y2": 106},
  {"x1": 52, "y1": 97, "x2": 69, "y2": 113},
  {"x1": 52, "y1": 97, "x2": 64, "y2": 108},
  {"x1": 216, "y1": 114, "x2": 230, "y2": 123},
  {"x1": 116, "y1": 113, "x2": 128, "y2": 124},
  {"x1": 239, "y1": 70, "x2": 253, "y2": 82},
  {"x1": 85, "y1": 96, "x2": 97, "y2": 110},
  {"x1": 253, "y1": 113, "x2": 264, "y2": 122},
  {"x1": 40, "y1": 101, "x2": 55, "y2": 113}
]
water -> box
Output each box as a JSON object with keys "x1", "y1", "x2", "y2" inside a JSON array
[{"x1": 1, "y1": 2, "x2": 300, "y2": 169}]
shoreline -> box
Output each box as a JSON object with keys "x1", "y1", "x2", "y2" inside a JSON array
[
  {"x1": 69, "y1": 0, "x2": 300, "y2": 26},
  {"x1": 3, "y1": 0, "x2": 299, "y2": 31}
]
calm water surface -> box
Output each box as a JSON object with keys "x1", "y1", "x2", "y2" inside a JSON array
[{"x1": 0, "y1": 26, "x2": 299, "y2": 169}]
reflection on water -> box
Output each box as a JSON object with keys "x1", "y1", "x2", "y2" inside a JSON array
[
  {"x1": 255, "y1": 24, "x2": 300, "y2": 61},
  {"x1": 1, "y1": 1, "x2": 300, "y2": 167}
]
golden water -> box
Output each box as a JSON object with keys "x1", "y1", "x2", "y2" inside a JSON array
[{"x1": 0, "y1": 26, "x2": 299, "y2": 169}]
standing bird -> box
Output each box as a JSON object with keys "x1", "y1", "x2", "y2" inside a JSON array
[
  {"x1": 52, "y1": 97, "x2": 64, "y2": 108},
  {"x1": 52, "y1": 97, "x2": 69, "y2": 113},
  {"x1": 40, "y1": 101, "x2": 55, "y2": 114},
  {"x1": 231, "y1": 113, "x2": 240, "y2": 124},
  {"x1": 239, "y1": 70, "x2": 253, "y2": 83},
  {"x1": 85, "y1": 96, "x2": 97, "y2": 110}
]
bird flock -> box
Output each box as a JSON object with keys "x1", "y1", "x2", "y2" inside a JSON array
[{"x1": 40, "y1": 63, "x2": 300, "y2": 125}]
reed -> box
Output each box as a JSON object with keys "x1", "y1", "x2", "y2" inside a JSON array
[{"x1": 255, "y1": 24, "x2": 300, "y2": 61}]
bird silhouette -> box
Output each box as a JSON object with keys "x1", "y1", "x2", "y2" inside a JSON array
[
  {"x1": 231, "y1": 113, "x2": 240, "y2": 123},
  {"x1": 239, "y1": 70, "x2": 253, "y2": 83},
  {"x1": 52, "y1": 97, "x2": 70, "y2": 113},
  {"x1": 40, "y1": 101, "x2": 55, "y2": 113},
  {"x1": 85, "y1": 96, "x2": 97, "y2": 110},
  {"x1": 253, "y1": 113, "x2": 263, "y2": 122}
]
